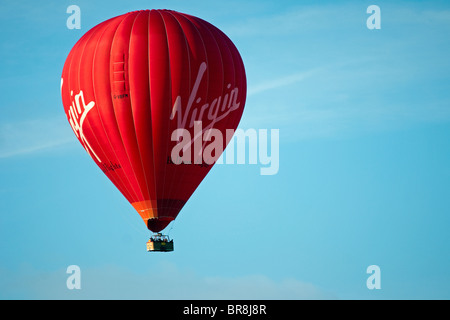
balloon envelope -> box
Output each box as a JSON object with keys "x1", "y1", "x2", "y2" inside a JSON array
[{"x1": 61, "y1": 9, "x2": 247, "y2": 232}]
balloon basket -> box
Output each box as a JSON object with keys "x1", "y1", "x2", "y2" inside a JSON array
[{"x1": 146, "y1": 233, "x2": 174, "y2": 252}]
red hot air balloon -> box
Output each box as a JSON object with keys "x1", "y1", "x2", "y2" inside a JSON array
[{"x1": 60, "y1": 9, "x2": 247, "y2": 247}]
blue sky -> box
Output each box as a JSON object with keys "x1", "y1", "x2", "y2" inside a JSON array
[{"x1": 1, "y1": 0, "x2": 450, "y2": 299}]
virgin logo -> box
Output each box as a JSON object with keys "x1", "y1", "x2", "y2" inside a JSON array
[
  {"x1": 170, "y1": 62, "x2": 241, "y2": 132},
  {"x1": 64, "y1": 85, "x2": 101, "y2": 163}
]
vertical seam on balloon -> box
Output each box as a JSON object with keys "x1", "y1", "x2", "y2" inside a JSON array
[
  {"x1": 224, "y1": 34, "x2": 240, "y2": 159},
  {"x1": 103, "y1": 15, "x2": 141, "y2": 203},
  {"x1": 207, "y1": 23, "x2": 239, "y2": 160},
  {"x1": 196, "y1": 18, "x2": 225, "y2": 154},
  {"x1": 90, "y1": 18, "x2": 137, "y2": 204},
  {"x1": 128, "y1": 11, "x2": 153, "y2": 209},
  {"x1": 225, "y1": 32, "x2": 246, "y2": 142},
  {"x1": 102, "y1": 15, "x2": 142, "y2": 203},
  {"x1": 165, "y1": 12, "x2": 209, "y2": 206},
  {"x1": 147, "y1": 10, "x2": 158, "y2": 215},
  {"x1": 123, "y1": 12, "x2": 147, "y2": 203},
  {"x1": 75, "y1": 25, "x2": 131, "y2": 203},
  {"x1": 190, "y1": 16, "x2": 210, "y2": 122},
  {"x1": 78, "y1": 31, "x2": 114, "y2": 178},
  {"x1": 90, "y1": 23, "x2": 129, "y2": 199},
  {"x1": 154, "y1": 9, "x2": 173, "y2": 214},
  {"x1": 109, "y1": 12, "x2": 146, "y2": 202},
  {"x1": 162, "y1": 10, "x2": 191, "y2": 211},
  {"x1": 186, "y1": 13, "x2": 210, "y2": 197}
]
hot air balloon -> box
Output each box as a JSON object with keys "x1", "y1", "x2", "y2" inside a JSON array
[{"x1": 60, "y1": 9, "x2": 247, "y2": 251}]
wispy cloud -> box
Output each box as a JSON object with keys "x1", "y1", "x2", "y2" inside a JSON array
[
  {"x1": 247, "y1": 67, "x2": 322, "y2": 96},
  {"x1": 238, "y1": 3, "x2": 450, "y2": 140},
  {"x1": 0, "y1": 116, "x2": 74, "y2": 159},
  {"x1": 242, "y1": 52, "x2": 450, "y2": 141}
]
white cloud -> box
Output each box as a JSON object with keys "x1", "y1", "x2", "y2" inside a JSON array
[
  {"x1": 247, "y1": 68, "x2": 322, "y2": 97},
  {"x1": 242, "y1": 48, "x2": 450, "y2": 140},
  {"x1": 0, "y1": 116, "x2": 75, "y2": 158}
]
